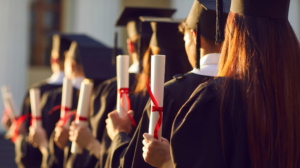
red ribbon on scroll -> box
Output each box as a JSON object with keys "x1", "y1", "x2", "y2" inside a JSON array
[
  {"x1": 48, "y1": 105, "x2": 72, "y2": 116},
  {"x1": 119, "y1": 88, "x2": 136, "y2": 127},
  {"x1": 146, "y1": 77, "x2": 163, "y2": 139}
]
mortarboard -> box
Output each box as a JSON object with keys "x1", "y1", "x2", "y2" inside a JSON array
[
  {"x1": 116, "y1": 7, "x2": 177, "y2": 73},
  {"x1": 186, "y1": 0, "x2": 231, "y2": 69},
  {"x1": 139, "y1": 17, "x2": 185, "y2": 50},
  {"x1": 61, "y1": 34, "x2": 120, "y2": 81},
  {"x1": 140, "y1": 17, "x2": 192, "y2": 81},
  {"x1": 116, "y1": 7, "x2": 176, "y2": 39},
  {"x1": 230, "y1": 0, "x2": 290, "y2": 19}
]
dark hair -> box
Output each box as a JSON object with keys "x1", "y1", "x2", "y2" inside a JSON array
[{"x1": 219, "y1": 12, "x2": 300, "y2": 168}]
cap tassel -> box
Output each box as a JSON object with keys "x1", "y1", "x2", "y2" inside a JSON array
[
  {"x1": 112, "y1": 31, "x2": 118, "y2": 65},
  {"x1": 196, "y1": 22, "x2": 201, "y2": 69},
  {"x1": 138, "y1": 20, "x2": 143, "y2": 73},
  {"x1": 216, "y1": 0, "x2": 224, "y2": 44}
]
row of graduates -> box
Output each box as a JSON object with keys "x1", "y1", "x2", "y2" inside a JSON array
[{"x1": 2, "y1": 0, "x2": 300, "y2": 167}]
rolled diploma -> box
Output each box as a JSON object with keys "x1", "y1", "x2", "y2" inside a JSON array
[
  {"x1": 29, "y1": 89, "x2": 42, "y2": 128},
  {"x1": 1, "y1": 86, "x2": 16, "y2": 120},
  {"x1": 148, "y1": 55, "x2": 165, "y2": 141},
  {"x1": 5, "y1": 93, "x2": 18, "y2": 122},
  {"x1": 116, "y1": 55, "x2": 130, "y2": 118},
  {"x1": 71, "y1": 80, "x2": 94, "y2": 154},
  {"x1": 61, "y1": 78, "x2": 73, "y2": 127}
]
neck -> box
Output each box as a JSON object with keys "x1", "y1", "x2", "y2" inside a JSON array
[
  {"x1": 200, "y1": 47, "x2": 220, "y2": 58},
  {"x1": 131, "y1": 52, "x2": 139, "y2": 64}
]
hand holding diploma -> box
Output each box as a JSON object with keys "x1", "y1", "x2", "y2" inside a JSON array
[
  {"x1": 106, "y1": 110, "x2": 134, "y2": 141},
  {"x1": 116, "y1": 55, "x2": 130, "y2": 118},
  {"x1": 70, "y1": 79, "x2": 93, "y2": 154},
  {"x1": 147, "y1": 55, "x2": 165, "y2": 140},
  {"x1": 54, "y1": 126, "x2": 69, "y2": 149},
  {"x1": 69, "y1": 121, "x2": 101, "y2": 158},
  {"x1": 142, "y1": 133, "x2": 173, "y2": 168},
  {"x1": 29, "y1": 88, "x2": 48, "y2": 148}
]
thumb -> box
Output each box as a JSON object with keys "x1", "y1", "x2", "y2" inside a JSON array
[
  {"x1": 143, "y1": 133, "x2": 154, "y2": 142},
  {"x1": 161, "y1": 137, "x2": 170, "y2": 144},
  {"x1": 128, "y1": 110, "x2": 134, "y2": 118}
]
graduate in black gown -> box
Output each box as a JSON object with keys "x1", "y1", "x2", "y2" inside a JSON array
[
  {"x1": 143, "y1": 0, "x2": 300, "y2": 168},
  {"x1": 59, "y1": 7, "x2": 178, "y2": 168},
  {"x1": 104, "y1": 1, "x2": 230, "y2": 166},
  {"x1": 46, "y1": 35, "x2": 117, "y2": 168},
  {"x1": 14, "y1": 34, "x2": 70, "y2": 168}
]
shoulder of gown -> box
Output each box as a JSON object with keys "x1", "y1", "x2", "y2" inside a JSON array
[
  {"x1": 120, "y1": 73, "x2": 213, "y2": 168},
  {"x1": 171, "y1": 77, "x2": 251, "y2": 168}
]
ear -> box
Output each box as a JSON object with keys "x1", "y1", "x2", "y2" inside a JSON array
[
  {"x1": 127, "y1": 39, "x2": 135, "y2": 54},
  {"x1": 191, "y1": 30, "x2": 197, "y2": 44},
  {"x1": 71, "y1": 63, "x2": 75, "y2": 72}
]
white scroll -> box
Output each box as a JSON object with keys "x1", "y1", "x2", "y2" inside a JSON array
[
  {"x1": 148, "y1": 55, "x2": 165, "y2": 141},
  {"x1": 61, "y1": 78, "x2": 73, "y2": 127},
  {"x1": 29, "y1": 89, "x2": 42, "y2": 128},
  {"x1": 5, "y1": 93, "x2": 18, "y2": 122},
  {"x1": 1, "y1": 86, "x2": 16, "y2": 121},
  {"x1": 71, "y1": 79, "x2": 94, "y2": 154},
  {"x1": 116, "y1": 55, "x2": 130, "y2": 118}
]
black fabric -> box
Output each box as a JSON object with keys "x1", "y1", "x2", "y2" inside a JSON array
[
  {"x1": 106, "y1": 73, "x2": 212, "y2": 168},
  {"x1": 115, "y1": 7, "x2": 176, "y2": 26},
  {"x1": 15, "y1": 81, "x2": 63, "y2": 168},
  {"x1": 230, "y1": 0, "x2": 290, "y2": 19},
  {"x1": 47, "y1": 88, "x2": 80, "y2": 168},
  {"x1": 186, "y1": 0, "x2": 230, "y2": 41},
  {"x1": 60, "y1": 34, "x2": 118, "y2": 81},
  {"x1": 149, "y1": 20, "x2": 185, "y2": 50},
  {"x1": 161, "y1": 49, "x2": 192, "y2": 82},
  {"x1": 102, "y1": 90, "x2": 149, "y2": 168},
  {"x1": 15, "y1": 135, "x2": 43, "y2": 168},
  {"x1": 66, "y1": 73, "x2": 138, "y2": 168},
  {"x1": 171, "y1": 78, "x2": 251, "y2": 168},
  {"x1": 20, "y1": 81, "x2": 62, "y2": 124}
]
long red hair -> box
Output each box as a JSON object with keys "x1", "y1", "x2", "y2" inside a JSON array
[{"x1": 219, "y1": 12, "x2": 300, "y2": 168}]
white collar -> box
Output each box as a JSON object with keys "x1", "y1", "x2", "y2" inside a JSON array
[
  {"x1": 128, "y1": 62, "x2": 139, "y2": 74},
  {"x1": 191, "y1": 53, "x2": 220, "y2": 77},
  {"x1": 72, "y1": 77, "x2": 84, "y2": 90},
  {"x1": 47, "y1": 71, "x2": 65, "y2": 85}
]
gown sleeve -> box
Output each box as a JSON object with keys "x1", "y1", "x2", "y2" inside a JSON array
[{"x1": 171, "y1": 80, "x2": 250, "y2": 168}]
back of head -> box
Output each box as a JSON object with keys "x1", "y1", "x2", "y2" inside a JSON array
[
  {"x1": 185, "y1": 0, "x2": 231, "y2": 68},
  {"x1": 149, "y1": 19, "x2": 192, "y2": 81},
  {"x1": 218, "y1": 0, "x2": 300, "y2": 167}
]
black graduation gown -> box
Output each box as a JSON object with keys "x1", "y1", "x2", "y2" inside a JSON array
[
  {"x1": 105, "y1": 73, "x2": 212, "y2": 168},
  {"x1": 20, "y1": 81, "x2": 63, "y2": 130},
  {"x1": 103, "y1": 89, "x2": 149, "y2": 168},
  {"x1": 171, "y1": 78, "x2": 251, "y2": 168},
  {"x1": 47, "y1": 87, "x2": 80, "y2": 168},
  {"x1": 15, "y1": 82, "x2": 63, "y2": 168},
  {"x1": 66, "y1": 73, "x2": 137, "y2": 168}
]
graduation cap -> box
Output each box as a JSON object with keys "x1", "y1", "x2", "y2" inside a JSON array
[
  {"x1": 140, "y1": 17, "x2": 185, "y2": 50},
  {"x1": 230, "y1": 0, "x2": 290, "y2": 19},
  {"x1": 116, "y1": 7, "x2": 176, "y2": 73},
  {"x1": 60, "y1": 34, "x2": 118, "y2": 81},
  {"x1": 186, "y1": 0, "x2": 230, "y2": 69},
  {"x1": 116, "y1": 7, "x2": 176, "y2": 39},
  {"x1": 140, "y1": 17, "x2": 192, "y2": 81}
]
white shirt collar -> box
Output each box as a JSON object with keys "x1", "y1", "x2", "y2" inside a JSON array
[
  {"x1": 128, "y1": 62, "x2": 139, "y2": 74},
  {"x1": 191, "y1": 53, "x2": 220, "y2": 77},
  {"x1": 72, "y1": 77, "x2": 84, "y2": 90},
  {"x1": 47, "y1": 71, "x2": 65, "y2": 85}
]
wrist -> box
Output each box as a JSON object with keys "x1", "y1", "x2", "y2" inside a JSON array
[
  {"x1": 161, "y1": 159, "x2": 174, "y2": 168},
  {"x1": 86, "y1": 138, "x2": 101, "y2": 159}
]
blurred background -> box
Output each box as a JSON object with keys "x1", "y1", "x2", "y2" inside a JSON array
[
  {"x1": 0, "y1": 0, "x2": 298, "y2": 167},
  {"x1": 0, "y1": 0, "x2": 299, "y2": 133}
]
